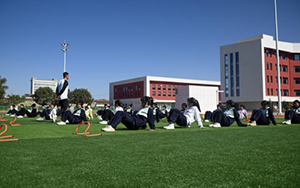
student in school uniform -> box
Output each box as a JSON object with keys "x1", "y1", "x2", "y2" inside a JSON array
[
  {"x1": 282, "y1": 100, "x2": 300, "y2": 125},
  {"x1": 126, "y1": 104, "x2": 133, "y2": 115},
  {"x1": 99, "y1": 104, "x2": 113, "y2": 124},
  {"x1": 204, "y1": 111, "x2": 212, "y2": 122},
  {"x1": 101, "y1": 96, "x2": 155, "y2": 132},
  {"x1": 49, "y1": 104, "x2": 57, "y2": 122},
  {"x1": 100, "y1": 100, "x2": 123, "y2": 124},
  {"x1": 56, "y1": 72, "x2": 69, "y2": 118},
  {"x1": 247, "y1": 100, "x2": 276, "y2": 126},
  {"x1": 152, "y1": 103, "x2": 161, "y2": 123},
  {"x1": 113, "y1": 100, "x2": 124, "y2": 114},
  {"x1": 36, "y1": 105, "x2": 51, "y2": 121},
  {"x1": 85, "y1": 104, "x2": 94, "y2": 120},
  {"x1": 160, "y1": 105, "x2": 168, "y2": 119},
  {"x1": 57, "y1": 102, "x2": 87, "y2": 125},
  {"x1": 209, "y1": 100, "x2": 246, "y2": 128},
  {"x1": 16, "y1": 104, "x2": 27, "y2": 118},
  {"x1": 181, "y1": 103, "x2": 187, "y2": 113},
  {"x1": 238, "y1": 105, "x2": 248, "y2": 120},
  {"x1": 6, "y1": 105, "x2": 18, "y2": 116},
  {"x1": 26, "y1": 104, "x2": 38, "y2": 118},
  {"x1": 164, "y1": 97, "x2": 204, "y2": 130}
]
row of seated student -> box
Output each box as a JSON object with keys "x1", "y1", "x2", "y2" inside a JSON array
[{"x1": 6, "y1": 104, "x2": 37, "y2": 118}]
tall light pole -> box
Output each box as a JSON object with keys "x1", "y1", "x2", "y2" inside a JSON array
[
  {"x1": 61, "y1": 41, "x2": 69, "y2": 72},
  {"x1": 274, "y1": 0, "x2": 282, "y2": 114}
]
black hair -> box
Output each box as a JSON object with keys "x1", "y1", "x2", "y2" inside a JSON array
[
  {"x1": 31, "y1": 104, "x2": 36, "y2": 107},
  {"x1": 128, "y1": 104, "x2": 132, "y2": 107},
  {"x1": 163, "y1": 105, "x2": 166, "y2": 108},
  {"x1": 187, "y1": 97, "x2": 201, "y2": 112},
  {"x1": 104, "y1": 104, "x2": 107, "y2": 107},
  {"x1": 88, "y1": 103, "x2": 91, "y2": 106},
  {"x1": 293, "y1": 100, "x2": 300, "y2": 104},
  {"x1": 182, "y1": 103, "x2": 187, "y2": 108},
  {"x1": 41, "y1": 104, "x2": 45, "y2": 107},
  {"x1": 226, "y1": 100, "x2": 235, "y2": 108},
  {"x1": 153, "y1": 102, "x2": 157, "y2": 107},
  {"x1": 85, "y1": 106, "x2": 88, "y2": 109},
  {"x1": 77, "y1": 102, "x2": 83, "y2": 106},
  {"x1": 261, "y1": 100, "x2": 269, "y2": 106},
  {"x1": 140, "y1": 96, "x2": 152, "y2": 107},
  {"x1": 63, "y1": 72, "x2": 69, "y2": 78},
  {"x1": 240, "y1": 105, "x2": 245, "y2": 109},
  {"x1": 115, "y1": 100, "x2": 124, "y2": 108},
  {"x1": 12, "y1": 105, "x2": 16, "y2": 107}
]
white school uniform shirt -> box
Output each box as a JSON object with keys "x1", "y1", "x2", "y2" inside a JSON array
[
  {"x1": 57, "y1": 79, "x2": 69, "y2": 100},
  {"x1": 184, "y1": 106, "x2": 203, "y2": 127},
  {"x1": 114, "y1": 106, "x2": 123, "y2": 114},
  {"x1": 50, "y1": 108, "x2": 57, "y2": 119}
]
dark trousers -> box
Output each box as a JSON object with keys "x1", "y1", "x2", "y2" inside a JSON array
[
  {"x1": 27, "y1": 111, "x2": 37, "y2": 117},
  {"x1": 211, "y1": 110, "x2": 231, "y2": 127},
  {"x1": 40, "y1": 111, "x2": 50, "y2": 120},
  {"x1": 108, "y1": 111, "x2": 139, "y2": 130},
  {"x1": 285, "y1": 110, "x2": 300, "y2": 123},
  {"x1": 62, "y1": 111, "x2": 81, "y2": 124},
  {"x1": 204, "y1": 111, "x2": 212, "y2": 120},
  {"x1": 57, "y1": 99, "x2": 69, "y2": 117},
  {"x1": 16, "y1": 110, "x2": 26, "y2": 116},
  {"x1": 97, "y1": 110, "x2": 103, "y2": 116},
  {"x1": 102, "y1": 109, "x2": 114, "y2": 121},
  {"x1": 7, "y1": 109, "x2": 18, "y2": 114},
  {"x1": 250, "y1": 110, "x2": 269, "y2": 125},
  {"x1": 168, "y1": 109, "x2": 187, "y2": 127}
]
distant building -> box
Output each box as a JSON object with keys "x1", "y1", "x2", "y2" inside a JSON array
[
  {"x1": 31, "y1": 77, "x2": 57, "y2": 94},
  {"x1": 109, "y1": 76, "x2": 220, "y2": 111},
  {"x1": 93, "y1": 99, "x2": 109, "y2": 107},
  {"x1": 220, "y1": 34, "x2": 300, "y2": 110}
]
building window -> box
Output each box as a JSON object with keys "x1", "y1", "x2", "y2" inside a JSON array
[
  {"x1": 270, "y1": 76, "x2": 273, "y2": 83},
  {"x1": 271, "y1": 89, "x2": 273, "y2": 95},
  {"x1": 172, "y1": 86, "x2": 176, "y2": 90},
  {"x1": 225, "y1": 54, "x2": 229, "y2": 97},
  {"x1": 281, "y1": 53, "x2": 287, "y2": 60},
  {"x1": 135, "y1": 86, "x2": 138, "y2": 90},
  {"x1": 267, "y1": 88, "x2": 270, "y2": 95},
  {"x1": 282, "y1": 65, "x2": 288, "y2": 72},
  {"x1": 163, "y1": 92, "x2": 166, "y2": 96},
  {"x1": 115, "y1": 88, "x2": 117, "y2": 93},
  {"x1": 236, "y1": 52, "x2": 240, "y2": 96},
  {"x1": 152, "y1": 91, "x2": 156, "y2": 96},
  {"x1": 138, "y1": 85, "x2": 141, "y2": 90},
  {"x1": 276, "y1": 76, "x2": 282, "y2": 83},
  {"x1": 294, "y1": 66, "x2": 300, "y2": 73},
  {"x1": 158, "y1": 85, "x2": 161, "y2": 90},
  {"x1": 270, "y1": 63, "x2": 272, "y2": 70},
  {"x1": 266, "y1": 49, "x2": 269, "y2": 57},
  {"x1": 168, "y1": 92, "x2": 171, "y2": 96},
  {"x1": 168, "y1": 86, "x2": 171, "y2": 90},
  {"x1": 152, "y1": 85, "x2": 156, "y2": 90},
  {"x1": 283, "y1": 77, "x2": 288, "y2": 84},
  {"x1": 230, "y1": 53, "x2": 234, "y2": 97},
  {"x1": 294, "y1": 54, "x2": 300, "y2": 61},
  {"x1": 294, "y1": 78, "x2": 300, "y2": 84},
  {"x1": 173, "y1": 92, "x2": 176, "y2": 96},
  {"x1": 283, "y1": 90, "x2": 289, "y2": 96},
  {"x1": 267, "y1": 75, "x2": 269, "y2": 83},
  {"x1": 158, "y1": 92, "x2": 161, "y2": 96},
  {"x1": 163, "y1": 85, "x2": 166, "y2": 90},
  {"x1": 267, "y1": 62, "x2": 269, "y2": 70},
  {"x1": 295, "y1": 90, "x2": 300, "y2": 96}
]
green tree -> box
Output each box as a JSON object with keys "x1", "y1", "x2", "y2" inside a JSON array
[
  {"x1": 6, "y1": 94, "x2": 26, "y2": 105},
  {"x1": 69, "y1": 88, "x2": 93, "y2": 104},
  {"x1": 33, "y1": 87, "x2": 56, "y2": 105},
  {"x1": 0, "y1": 76, "x2": 9, "y2": 102}
]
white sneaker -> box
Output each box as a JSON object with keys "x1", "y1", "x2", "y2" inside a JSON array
[
  {"x1": 102, "y1": 125, "x2": 115, "y2": 132},
  {"x1": 36, "y1": 117, "x2": 44, "y2": 121},
  {"x1": 204, "y1": 119, "x2": 209, "y2": 122},
  {"x1": 17, "y1": 115, "x2": 23, "y2": 118},
  {"x1": 248, "y1": 121, "x2": 257, "y2": 126},
  {"x1": 10, "y1": 114, "x2": 16, "y2": 117},
  {"x1": 97, "y1": 116, "x2": 103, "y2": 120},
  {"x1": 212, "y1": 122, "x2": 221, "y2": 127},
  {"x1": 5, "y1": 114, "x2": 10, "y2": 116},
  {"x1": 282, "y1": 120, "x2": 287, "y2": 124},
  {"x1": 66, "y1": 120, "x2": 69, "y2": 124},
  {"x1": 57, "y1": 121, "x2": 66, "y2": 125},
  {"x1": 52, "y1": 115, "x2": 57, "y2": 123},
  {"x1": 100, "y1": 121, "x2": 108, "y2": 124},
  {"x1": 164, "y1": 123, "x2": 175, "y2": 129},
  {"x1": 285, "y1": 119, "x2": 291, "y2": 125}
]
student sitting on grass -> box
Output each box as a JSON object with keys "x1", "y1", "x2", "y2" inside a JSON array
[
  {"x1": 208, "y1": 103, "x2": 224, "y2": 122},
  {"x1": 36, "y1": 105, "x2": 51, "y2": 121},
  {"x1": 101, "y1": 96, "x2": 155, "y2": 132},
  {"x1": 49, "y1": 104, "x2": 57, "y2": 122},
  {"x1": 100, "y1": 100, "x2": 123, "y2": 125},
  {"x1": 160, "y1": 105, "x2": 168, "y2": 119},
  {"x1": 238, "y1": 105, "x2": 248, "y2": 120},
  {"x1": 6, "y1": 105, "x2": 18, "y2": 117},
  {"x1": 247, "y1": 100, "x2": 276, "y2": 126},
  {"x1": 57, "y1": 102, "x2": 87, "y2": 125},
  {"x1": 282, "y1": 100, "x2": 300, "y2": 125},
  {"x1": 204, "y1": 111, "x2": 212, "y2": 122},
  {"x1": 26, "y1": 104, "x2": 37, "y2": 118},
  {"x1": 209, "y1": 100, "x2": 246, "y2": 128},
  {"x1": 181, "y1": 103, "x2": 187, "y2": 113},
  {"x1": 164, "y1": 97, "x2": 204, "y2": 130},
  {"x1": 85, "y1": 104, "x2": 93, "y2": 120},
  {"x1": 126, "y1": 104, "x2": 133, "y2": 115},
  {"x1": 16, "y1": 104, "x2": 27, "y2": 118},
  {"x1": 152, "y1": 103, "x2": 161, "y2": 123}
]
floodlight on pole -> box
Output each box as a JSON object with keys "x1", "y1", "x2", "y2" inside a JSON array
[
  {"x1": 61, "y1": 41, "x2": 69, "y2": 72},
  {"x1": 274, "y1": 0, "x2": 282, "y2": 114}
]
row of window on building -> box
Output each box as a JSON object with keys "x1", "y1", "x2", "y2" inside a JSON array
[
  {"x1": 266, "y1": 76, "x2": 300, "y2": 84},
  {"x1": 265, "y1": 49, "x2": 300, "y2": 61},
  {"x1": 152, "y1": 84, "x2": 177, "y2": 91},
  {"x1": 152, "y1": 91, "x2": 176, "y2": 97},
  {"x1": 114, "y1": 85, "x2": 141, "y2": 93},
  {"x1": 117, "y1": 91, "x2": 141, "y2": 98},
  {"x1": 224, "y1": 52, "x2": 240, "y2": 97},
  {"x1": 267, "y1": 89, "x2": 300, "y2": 96},
  {"x1": 266, "y1": 63, "x2": 300, "y2": 73}
]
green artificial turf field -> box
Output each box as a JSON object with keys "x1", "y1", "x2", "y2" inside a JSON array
[{"x1": 0, "y1": 115, "x2": 300, "y2": 188}]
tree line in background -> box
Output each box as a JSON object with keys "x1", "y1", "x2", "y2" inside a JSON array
[{"x1": 0, "y1": 75, "x2": 93, "y2": 106}]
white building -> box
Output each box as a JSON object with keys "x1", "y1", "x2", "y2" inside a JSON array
[
  {"x1": 109, "y1": 76, "x2": 220, "y2": 111},
  {"x1": 220, "y1": 34, "x2": 300, "y2": 110},
  {"x1": 31, "y1": 77, "x2": 57, "y2": 94}
]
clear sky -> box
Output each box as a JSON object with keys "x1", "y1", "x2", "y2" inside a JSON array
[{"x1": 1, "y1": 0, "x2": 299, "y2": 99}]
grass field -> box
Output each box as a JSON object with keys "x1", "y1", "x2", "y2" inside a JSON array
[{"x1": 1, "y1": 115, "x2": 300, "y2": 188}]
